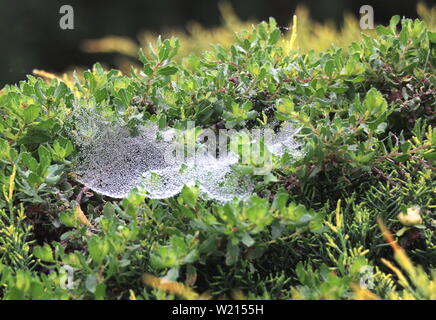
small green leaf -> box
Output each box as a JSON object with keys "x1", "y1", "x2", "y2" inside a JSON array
[
  {"x1": 23, "y1": 105, "x2": 40, "y2": 123},
  {"x1": 85, "y1": 274, "x2": 98, "y2": 293},
  {"x1": 390, "y1": 15, "x2": 400, "y2": 28},
  {"x1": 33, "y1": 244, "x2": 54, "y2": 262},
  {"x1": 324, "y1": 60, "x2": 334, "y2": 77},
  {"x1": 241, "y1": 233, "x2": 255, "y2": 247},
  {"x1": 157, "y1": 66, "x2": 178, "y2": 76},
  {"x1": 225, "y1": 242, "x2": 240, "y2": 266},
  {"x1": 181, "y1": 185, "x2": 199, "y2": 207},
  {"x1": 269, "y1": 28, "x2": 281, "y2": 45}
]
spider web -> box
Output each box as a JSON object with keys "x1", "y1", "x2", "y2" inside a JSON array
[{"x1": 69, "y1": 104, "x2": 304, "y2": 202}]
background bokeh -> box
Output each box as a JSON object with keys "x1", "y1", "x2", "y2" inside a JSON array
[{"x1": 1, "y1": 0, "x2": 434, "y2": 87}]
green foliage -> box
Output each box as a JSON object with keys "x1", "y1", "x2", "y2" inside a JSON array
[{"x1": 0, "y1": 15, "x2": 435, "y2": 300}]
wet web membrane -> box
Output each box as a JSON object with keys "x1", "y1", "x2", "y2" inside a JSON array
[{"x1": 69, "y1": 105, "x2": 304, "y2": 202}]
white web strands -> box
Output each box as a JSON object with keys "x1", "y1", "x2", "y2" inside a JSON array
[{"x1": 70, "y1": 106, "x2": 304, "y2": 202}]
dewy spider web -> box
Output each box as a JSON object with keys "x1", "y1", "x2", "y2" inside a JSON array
[{"x1": 69, "y1": 105, "x2": 304, "y2": 202}]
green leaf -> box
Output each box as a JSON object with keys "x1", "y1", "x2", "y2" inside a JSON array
[
  {"x1": 423, "y1": 151, "x2": 436, "y2": 161},
  {"x1": 363, "y1": 88, "x2": 387, "y2": 116},
  {"x1": 138, "y1": 48, "x2": 147, "y2": 64},
  {"x1": 157, "y1": 66, "x2": 178, "y2": 76},
  {"x1": 59, "y1": 210, "x2": 79, "y2": 228},
  {"x1": 225, "y1": 242, "x2": 240, "y2": 266},
  {"x1": 429, "y1": 31, "x2": 436, "y2": 43},
  {"x1": 390, "y1": 15, "x2": 400, "y2": 28},
  {"x1": 241, "y1": 233, "x2": 255, "y2": 247},
  {"x1": 37, "y1": 145, "x2": 51, "y2": 169},
  {"x1": 34, "y1": 81, "x2": 47, "y2": 102},
  {"x1": 199, "y1": 236, "x2": 218, "y2": 254},
  {"x1": 376, "y1": 26, "x2": 393, "y2": 36},
  {"x1": 85, "y1": 274, "x2": 98, "y2": 293},
  {"x1": 33, "y1": 244, "x2": 54, "y2": 262},
  {"x1": 94, "y1": 283, "x2": 106, "y2": 300},
  {"x1": 181, "y1": 185, "x2": 199, "y2": 207},
  {"x1": 269, "y1": 28, "x2": 281, "y2": 45},
  {"x1": 23, "y1": 105, "x2": 40, "y2": 123},
  {"x1": 324, "y1": 60, "x2": 334, "y2": 77},
  {"x1": 88, "y1": 237, "x2": 107, "y2": 264}
]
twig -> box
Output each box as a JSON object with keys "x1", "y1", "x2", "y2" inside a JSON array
[{"x1": 75, "y1": 186, "x2": 89, "y2": 204}]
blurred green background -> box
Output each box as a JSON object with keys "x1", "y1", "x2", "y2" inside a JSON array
[{"x1": 0, "y1": 0, "x2": 434, "y2": 87}]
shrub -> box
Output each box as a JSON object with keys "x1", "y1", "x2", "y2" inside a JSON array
[{"x1": 0, "y1": 14, "x2": 435, "y2": 300}]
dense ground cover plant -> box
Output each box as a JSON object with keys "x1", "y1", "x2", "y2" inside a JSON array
[{"x1": 0, "y1": 14, "x2": 435, "y2": 300}]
